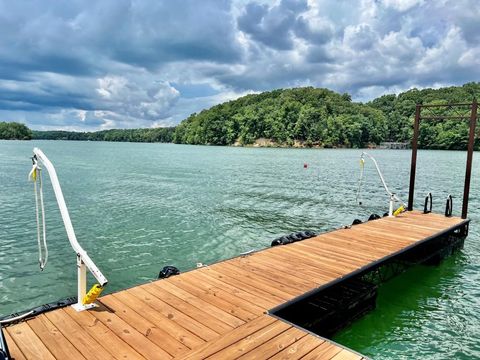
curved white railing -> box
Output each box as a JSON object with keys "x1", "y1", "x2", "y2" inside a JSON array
[{"x1": 32, "y1": 148, "x2": 107, "y2": 311}]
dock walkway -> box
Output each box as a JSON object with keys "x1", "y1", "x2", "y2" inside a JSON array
[{"x1": 4, "y1": 211, "x2": 467, "y2": 359}]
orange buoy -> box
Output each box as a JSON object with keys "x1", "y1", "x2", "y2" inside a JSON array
[{"x1": 304, "y1": 163, "x2": 308, "y2": 169}]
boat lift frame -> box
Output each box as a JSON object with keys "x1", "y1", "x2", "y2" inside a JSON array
[
  {"x1": 32, "y1": 148, "x2": 108, "y2": 311},
  {"x1": 408, "y1": 101, "x2": 478, "y2": 219}
]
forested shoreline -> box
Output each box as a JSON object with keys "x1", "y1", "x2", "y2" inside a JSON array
[
  {"x1": 31, "y1": 127, "x2": 175, "y2": 143},
  {"x1": 2, "y1": 82, "x2": 479, "y2": 149}
]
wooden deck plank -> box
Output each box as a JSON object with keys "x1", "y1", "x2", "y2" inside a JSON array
[
  {"x1": 242, "y1": 250, "x2": 335, "y2": 281},
  {"x1": 140, "y1": 282, "x2": 232, "y2": 335},
  {"x1": 3, "y1": 211, "x2": 466, "y2": 360},
  {"x1": 295, "y1": 243, "x2": 376, "y2": 265},
  {"x1": 342, "y1": 228, "x2": 418, "y2": 245},
  {"x1": 189, "y1": 270, "x2": 277, "y2": 310},
  {"x1": 332, "y1": 227, "x2": 412, "y2": 244},
  {"x1": 166, "y1": 275, "x2": 258, "y2": 322},
  {"x1": 266, "y1": 247, "x2": 356, "y2": 275},
  {"x1": 27, "y1": 316, "x2": 86, "y2": 360},
  {"x1": 184, "y1": 271, "x2": 266, "y2": 315},
  {"x1": 112, "y1": 290, "x2": 205, "y2": 349},
  {"x1": 329, "y1": 349, "x2": 363, "y2": 360},
  {"x1": 44, "y1": 309, "x2": 117, "y2": 360},
  {"x1": 212, "y1": 262, "x2": 301, "y2": 298},
  {"x1": 230, "y1": 256, "x2": 318, "y2": 290},
  {"x1": 313, "y1": 233, "x2": 398, "y2": 256},
  {"x1": 236, "y1": 327, "x2": 306, "y2": 359},
  {"x1": 155, "y1": 280, "x2": 244, "y2": 328},
  {"x1": 128, "y1": 285, "x2": 219, "y2": 341},
  {"x1": 204, "y1": 265, "x2": 293, "y2": 301},
  {"x1": 295, "y1": 239, "x2": 380, "y2": 262},
  {"x1": 5, "y1": 322, "x2": 55, "y2": 360},
  {"x1": 100, "y1": 294, "x2": 191, "y2": 357},
  {"x1": 268, "y1": 335, "x2": 325, "y2": 360},
  {"x1": 89, "y1": 303, "x2": 172, "y2": 359},
  {"x1": 62, "y1": 305, "x2": 144, "y2": 360},
  {"x1": 299, "y1": 341, "x2": 343, "y2": 360},
  {"x1": 197, "y1": 267, "x2": 285, "y2": 305},
  {"x1": 226, "y1": 260, "x2": 314, "y2": 292},
  {"x1": 253, "y1": 251, "x2": 341, "y2": 281},
  {"x1": 176, "y1": 315, "x2": 277, "y2": 360},
  {"x1": 278, "y1": 244, "x2": 366, "y2": 269},
  {"x1": 206, "y1": 320, "x2": 290, "y2": 360},
  {"x1": 3, "y1": 329, "x2": 27, "y2": 360}
]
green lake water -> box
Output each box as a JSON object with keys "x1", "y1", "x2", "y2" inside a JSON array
[{"x1": 1, "y1": 140, "x2": 479, "y2": 359}]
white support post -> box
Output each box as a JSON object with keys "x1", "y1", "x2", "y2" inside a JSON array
[
  {"x1": 71, "y1": 256, "x2": 97, "y2": 311},
  {"x1": 78, "y1": 258, "x2": 86, "y2": 302},
  {"x1": 389, "y1": 194, "x2": 394, "y2": 217}
]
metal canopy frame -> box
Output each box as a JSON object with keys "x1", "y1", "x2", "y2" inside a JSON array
[{"x1": 408, "y1": 101, "x2": 478, "y2": 219}]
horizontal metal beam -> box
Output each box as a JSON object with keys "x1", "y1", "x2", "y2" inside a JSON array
[
  {"x1": 420, "y1": 116, "x2": 474, "y2": 120},
  {"x1": 419, "y1": 103, "x2": 473, "y2": 108}
]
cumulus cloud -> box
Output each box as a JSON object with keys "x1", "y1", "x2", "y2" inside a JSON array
[
  {"x1": 0, "y1": 0, "x2": 479, "y2": 130},
  {"x1": 344, "y1": 24, "x2": 378, "y2": 51},
  {"x1": 381, "y1": 0, "x2": 424, "y2": 12}
]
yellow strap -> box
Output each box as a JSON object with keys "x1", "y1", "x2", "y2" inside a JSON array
[
  {"x1": 83, "y1": 284, "x2": 104, "y2": 304},
  {"x1": 393, "y1": 205, "x2": 405, "y2": 216}
]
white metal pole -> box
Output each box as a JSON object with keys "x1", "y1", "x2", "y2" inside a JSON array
[
  {"x1": 32, "y1": 148, "x2": 107, "y2": 311},
  {"x1": 78, "y1": 257, "x2": 86, "y2": 304},
  {"x1": 389, "y1": 194, "x2": 394, "y2": 217}
]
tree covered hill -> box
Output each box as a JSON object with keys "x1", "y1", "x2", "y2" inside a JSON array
[
  {"x1": 173, "y1": 87, "x2": 387, "y2": 148},
  {"x1": 4, "y1": 82, "x2": 480, "y2": 149},
  {"x1": 0, "y1": 122, "x2": 32, "y2": 140}
]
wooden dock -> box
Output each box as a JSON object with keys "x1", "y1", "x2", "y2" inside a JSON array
[{"x1": 3, "y1": 211, "x2": 468, "y2": 359}]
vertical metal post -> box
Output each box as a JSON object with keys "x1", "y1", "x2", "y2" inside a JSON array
[
  {"x1": 78, "y1": 256, "x2": 86, "y2": 306},
  {"x1": 408, "y1": 104, "x2": 421, "y2": 211},
  {"x1": 461, "y1": 101, "x2": 477, "y2": 219}
]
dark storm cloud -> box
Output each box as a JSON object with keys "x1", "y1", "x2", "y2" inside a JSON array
[{"x1": 0, "y1": 0, "x2": 479, "y2": 130}]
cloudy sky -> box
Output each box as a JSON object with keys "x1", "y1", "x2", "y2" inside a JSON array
[{"x1": 1, "y1": 0, "x2": 479, "y2": 130}]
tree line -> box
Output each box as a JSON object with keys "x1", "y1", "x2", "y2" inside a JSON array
[
  {"x1": 31, "y1": 127, "x2": 175, "y2": 143},
  {"x1": 2, "y1": 82, "x2": 479, "y2": 149}
]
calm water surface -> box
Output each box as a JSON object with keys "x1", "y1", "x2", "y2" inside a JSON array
[{"x1": 1, "y1": 140, "x2": 479, "y2": 359}]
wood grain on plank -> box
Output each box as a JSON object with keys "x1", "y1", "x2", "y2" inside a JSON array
[
  {"x1": 300, "y1": 341, "x2": 343, "y2": 360},
  {"x1": 89, "y1": 303, "x2": 172, "y2": 359},
  {"x1": 63, "y1": 305, "x2": 143, "y2": 360},
  {"x1": 330, "y1": 349, "x2": 363, "y2": 360},
  {"x1": 27, "y1": 315, "x2": 86, "y2": 360},
  {"x1": 177, "y1": 315, "x2": 277, "y2": 360},
  {"x1": 268, "y1": 335, "x2": 324, "y2": 360},
  {"x1": 113, "y1": 289, "x2": 205, "y2": 349},
  {"x1": 236, "y1": 327, "x2": 306, "y2": 359},
  {"x1": 100, "y1": 294, "x2": 190, "y2": 357},
  {"x1": 3, "y1": 329, "x2": 27, "y2": 360},
  {"x1": 44, "y1": 309, "x2": 116, "y2": 360},
  {"x1": 5, "y1": 322, "x2": 55, "y2": 360},
  {"x1": 167, "y1": 275, "x2": 258, "y2": 322},
  {"x1": 207, "y1": 320, "x2": 290, "y2": 360}
]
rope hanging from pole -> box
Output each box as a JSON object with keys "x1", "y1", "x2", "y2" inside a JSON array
[{"x1": 29, "y1": 156, "x2": 48, "y2": 270}]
